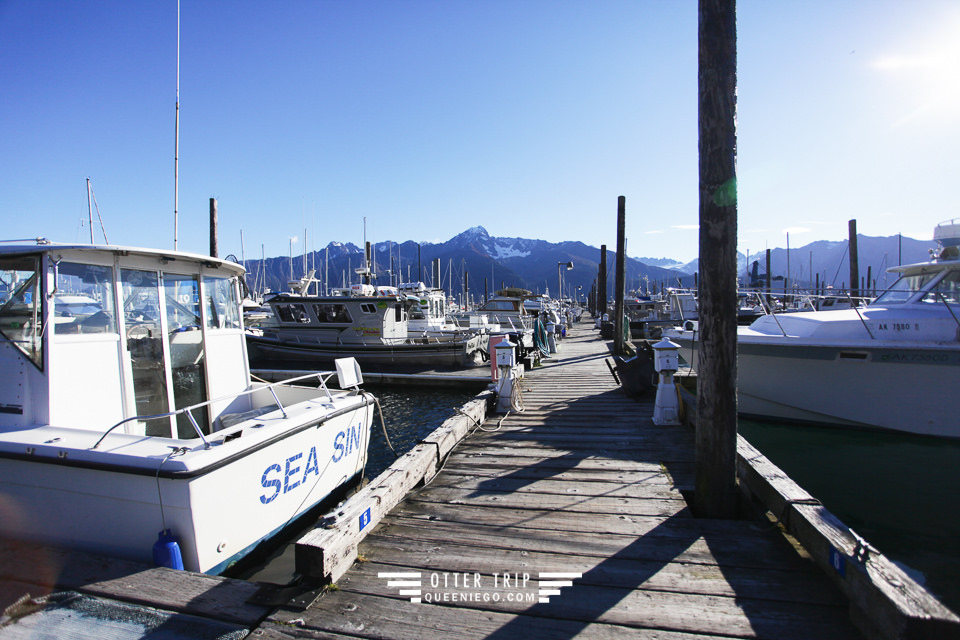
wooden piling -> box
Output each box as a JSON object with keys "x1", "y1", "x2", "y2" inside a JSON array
[
  {"x1": 613, "y1": 196, "x2": 627, "y2": 355},
  {"x1": 849, "y1": 219, "x2": 860, "y2": 298},
  {"x1": 598, "y1": 244, "x2": 607, "y2": 318},
  {"x1": 695, "y1": 0, "x2": 739, "y2": 519},
  {"x1": 766, "y1": 247, "x2": 772, "y2": 300},
  {"x1": 209, "y1": 197, "x2": 218, "y2": 258}
]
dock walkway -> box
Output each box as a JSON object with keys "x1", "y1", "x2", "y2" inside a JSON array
[{"x1": 263, "y1": 323, "x2": 863, "y2": 639}]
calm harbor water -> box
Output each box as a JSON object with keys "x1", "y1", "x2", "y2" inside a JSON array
[
  {"x1": 230, "y1": 385, "x2": 477, "y2": 585},
  {"x1": 739, "y1": 418, "x2": 960, "y2": 614}
]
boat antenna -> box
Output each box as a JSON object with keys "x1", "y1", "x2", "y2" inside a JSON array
[{"x1": 173, "y1": 0, "x2": 180, "y2": 250}]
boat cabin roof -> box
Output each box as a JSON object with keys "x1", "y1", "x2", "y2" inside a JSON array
[{"x1": 0, "y1": 240, "x2": 246, "y2": 276}]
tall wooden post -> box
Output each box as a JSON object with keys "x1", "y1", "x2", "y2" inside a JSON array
[
  {"x1": 614, "y1": 196, "x2": 627, "y2": 355},
  {"x1": 765, "y1": 248, "x2": 771, "y2": 299},
  {"x1": 599, "y1": 245, "x2": 608, "y2": 318},
  {"x1": 209, "y1": 198, "x2": 218, "y2": 258},
  {"x1": 695, "y1": 0, "x2": 738, "y2": 519},
  {"x1": 849, "y1": 219, "x2": 859, "y2": 298}
]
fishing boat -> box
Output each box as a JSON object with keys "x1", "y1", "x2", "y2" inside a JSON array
[
  {"x1": 0, "y1": 240, "x2": 375, "y2": 573},
  {"x1": 399, "y1": 281, "x2": 483, "y2": 338},
  {"x1": 245, "y1": 280, "x2": 487, "y2": 369},
  {"x1": 667, "y1": 220, "x2": 960, "y2": 438}
]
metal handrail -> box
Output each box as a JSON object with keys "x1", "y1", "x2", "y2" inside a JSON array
[
  {"x1": 91, "y1": 370, "x2": 338, "y2": 450},
  {"x1": 846, "y1": 294, "x2": 875, "y2": 340},
  {"x1": 936, "y1": 292, "x2": 960, "y2": 331}
]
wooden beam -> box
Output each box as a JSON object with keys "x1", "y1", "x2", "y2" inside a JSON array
[
  {"x1": 613, "y1": 196, "x2": 627, "y2": 355},
  {"x1": 695, "y1": 0, "x2": 739, "y2": 518},
  {"x1": 295, "y1": 391, "x2": 492, "y2": 583},
  {"x1": 849, "y1": 219, "x2": 860, "y2": 298}
]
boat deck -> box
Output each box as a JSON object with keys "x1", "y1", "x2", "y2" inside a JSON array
[{"x1": 262, "y1": 322, "x2": 864, "y2": 639}]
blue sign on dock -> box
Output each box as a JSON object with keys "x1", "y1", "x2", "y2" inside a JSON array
[
  {"x1": 359, "y1": 507, "x2": 372, "y2": 531},
  {"x1": 829, "y1": 546, "x2": 846, "y2": 577}
]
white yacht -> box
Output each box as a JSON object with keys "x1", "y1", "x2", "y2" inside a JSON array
[
  {"x1": 0, "y1": 240, "x2": 374, "y2": 573},
  {"x1": 668, "y1": 221, "x2": 960, "y2": 438}
]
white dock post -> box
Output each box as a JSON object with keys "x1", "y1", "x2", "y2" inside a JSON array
[{"x1": 652, "y1": 338, "x2": 682, "y2": 426}]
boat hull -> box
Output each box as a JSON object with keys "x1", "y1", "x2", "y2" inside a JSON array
[
  {"x1": 675, "y1": 334, "x2": 960, "y2": 438},
  {"x1": 246, "y1": 332, "x2": 485, "y2": 368},
  {"x1": 0, "y1": 402, "x2": 373, "y2": 574}
]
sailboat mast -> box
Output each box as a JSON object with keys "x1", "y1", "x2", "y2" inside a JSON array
[
  {"x1": 86, "y1": 178, "x2": 94, "y2": 243},
  {"x1": 173, "y1": 0, "x2": 180, "y2": 250}
]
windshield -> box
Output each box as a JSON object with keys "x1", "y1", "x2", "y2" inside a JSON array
[
  {"x1": 872, "y1": 272, "x2": 938, "y2": 305},
  {"x1": 921, "y1": 270, "x2": 960, "y2": 305}
]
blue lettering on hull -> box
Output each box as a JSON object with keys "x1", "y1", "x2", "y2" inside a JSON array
[{"x1": 260, "y1": 421, "x2": 365, "y2": 505}]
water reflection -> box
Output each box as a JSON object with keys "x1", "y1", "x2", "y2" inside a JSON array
[{"x1": 739, "y1": 419, "x2": 960, "y2": 614}]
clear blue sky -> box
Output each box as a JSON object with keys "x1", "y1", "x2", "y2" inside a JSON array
[{"x1": 2, "y1": 1, "x2": 958, "y2": 264}]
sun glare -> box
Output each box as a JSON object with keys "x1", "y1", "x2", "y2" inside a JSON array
[{"x1": 870, "y1": 12, "x2": 960, "y2": 127}]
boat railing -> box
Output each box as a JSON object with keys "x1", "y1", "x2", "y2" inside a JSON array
[{"x1": 91, "y1": 370, "x2": 342, "y2": 450}]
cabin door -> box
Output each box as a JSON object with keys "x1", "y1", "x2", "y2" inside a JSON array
[{"x1": 120, "y1": 269, "x2": 208, "y2": 438}]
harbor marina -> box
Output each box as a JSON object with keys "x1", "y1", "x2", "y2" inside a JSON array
[{"x1": 0, "y1": 241, "x2": 374, "y2": 574}]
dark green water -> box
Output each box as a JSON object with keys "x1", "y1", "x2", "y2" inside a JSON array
[{"x1": 739, "y1": 418, "x2": 960, "y2": 614}]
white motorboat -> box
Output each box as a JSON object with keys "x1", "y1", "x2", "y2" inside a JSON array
[
  {"x1": 0, "y1": 240, "x2": 374, "y2": 573},
  {"x1": 667, "y1": 221, "x2": 960, "y2": 438}
]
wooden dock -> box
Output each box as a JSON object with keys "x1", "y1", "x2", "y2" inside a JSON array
[
  {"x1": 268, "y1": 323, "x2": 868, "y2": 639},
  {"x1": 2, "y1": 319, "x2": 956, "y2": 639}
]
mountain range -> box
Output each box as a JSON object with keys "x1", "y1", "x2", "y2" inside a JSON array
[{"x1": 239, "y1": 226, "x2": 937, "y2": 302}]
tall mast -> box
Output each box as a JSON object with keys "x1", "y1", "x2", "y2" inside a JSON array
[
  {"x1": 173, "y1": 0, "x2": 180, "y2": 250},
  {"x1": 86, "y1": 178, "x2": 94, "y2": 243}
]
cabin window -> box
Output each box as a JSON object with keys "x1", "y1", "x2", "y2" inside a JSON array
[
  {"x1": 0, "y1": 255, "x2": 43, "y2": 368},
  {"x1": 312, "y1": 303, "x2": 352, "y2": 323},
  {"x1": 359, "y1": 303, "x2": 377, "y2": 314},
  {"x1": 52, "y1": 262, "x2": 117, "y2": 335},
  {"x1": 203, "y1": 275, "x2": 241, "y2": 330},
  {"x1": 922, "y1": 271, "x2": 960, "y2": 305},
  {"x1": 165, "y1": 273, "x2": 208, "y2": 438},
  {"x1": 485, "y1": 301, "x2": 516, "y2": 311},
  {"x1": 275, "y1": 302, "x2": 311, "y2": 324}
]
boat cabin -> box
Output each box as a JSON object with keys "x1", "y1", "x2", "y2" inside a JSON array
[
  {"x1": 0, "y1": 242, "x2": 249, "y2": 439},
  {"x1": 263, "y1": 292, "x2": 408, "y2": 344}
]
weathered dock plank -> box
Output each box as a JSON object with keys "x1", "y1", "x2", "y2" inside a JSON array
[
  {"x1": 265, "y1": 592, "x2": 731, "y2": 640},
  {"x1": 0, "y1": 538, "x2": 270, "y2": 627},
  {"x1": 284, "y1": 560, "x2": 858, "y2": 640},
  {"x1": 366, "y1": 513, "x2": 825, "y2": 573}
]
